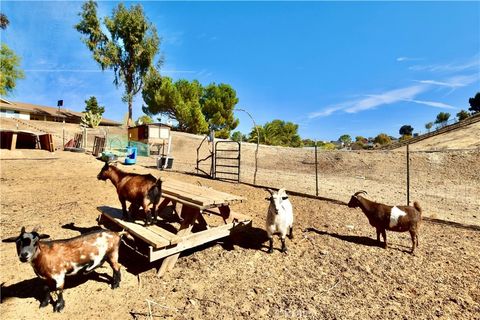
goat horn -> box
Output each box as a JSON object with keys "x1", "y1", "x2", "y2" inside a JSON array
[{"x1": 353, "y1": 190, "x2": 368, "y2": 197}]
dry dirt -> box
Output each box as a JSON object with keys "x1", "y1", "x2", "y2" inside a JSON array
[{"x1": 1, "y1": 149, "x2": 479, "y2": 320}]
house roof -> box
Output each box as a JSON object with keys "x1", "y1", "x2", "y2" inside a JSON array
[{"x1": 0, "y1": 99, "x2": 121, "y2": 126}]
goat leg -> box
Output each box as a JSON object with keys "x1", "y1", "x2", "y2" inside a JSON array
[
  {"x1": 39, "y1": 283, "x2": 51, "y2": 308},
  {"x1": 280, "y1": 237, "x2": 287, "y2": 253},
  {"x1": 382, "y1": 230, "x2": 387, "y2": 249},
  {"x1": 409, "y1": 230, "x2": 416, "y2": 254},
  {"x1": 112, "y1": 269, "x2": 121, "y2": 289},
  {"x1": 288, "y1": 226, "x2": 294, "y2": 240},
  {"x1": 53, "y1": 290, "x2": 65, "y2": 312},
  {"x1": 376, "y1": 229, "x2": 381, "y2": 244},
  {"x1": 120, "y1": 198, "x2": 131, "y2": 221},
  {"x1": 267, "y1": 238, "x2": 274, "y2": 254}
]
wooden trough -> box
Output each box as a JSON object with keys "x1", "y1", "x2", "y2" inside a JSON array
[{"x1": 98, "y1": 178, "x2": 251, "y2": 276}]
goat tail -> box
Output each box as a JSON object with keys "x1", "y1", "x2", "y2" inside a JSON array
[{"x1": 413, "y1": 201, "x2": 422, "y2": 214}]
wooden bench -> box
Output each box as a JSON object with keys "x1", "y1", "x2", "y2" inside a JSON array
[{"x1": 98, "y1": 178, "x2": 251, "y2": 276}]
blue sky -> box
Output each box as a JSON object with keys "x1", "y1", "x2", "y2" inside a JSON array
[{"x1": 1, "y1": 1, "x2": 479, "y2": 141}]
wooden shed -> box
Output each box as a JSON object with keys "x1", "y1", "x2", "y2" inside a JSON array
[{"x1": 128, "y1": 123, "x2": 172, "y2": 156}]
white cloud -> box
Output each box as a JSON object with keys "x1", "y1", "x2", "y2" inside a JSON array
[
  {"x1": 405, "y1": 99, "x2": 456, "y2": 109},
  {"x1": 308, "y1": 83, "x2": 458, "y2": 119},
  {"x1": 416, "y1": 74, "x2": 478, "y2": 88},
  {"x1": 396, "y1": 56, "x2": 423, "y2": 62},
  {"x1": 409, "y1": 56, "x2": 480, "y2": 73}
]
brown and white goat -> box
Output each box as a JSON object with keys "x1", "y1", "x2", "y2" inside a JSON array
[
  {"x1": 2, "y1": 227, "x2": 124, "y2": 312},
  {"x1": 97, "y1": 162, "x2": 163, "y2": 225},
  {"x1": 347, "y1": 191, "x2": 422, "y2": 254}
]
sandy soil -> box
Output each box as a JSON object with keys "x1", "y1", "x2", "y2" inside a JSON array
[{"x1": 1, "y1": 150, "x2": 479, "y2": 319}]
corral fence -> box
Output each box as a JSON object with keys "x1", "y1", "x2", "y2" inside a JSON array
[{"x1": 191, "y1": 138, "x2": 479, "y2": 226}]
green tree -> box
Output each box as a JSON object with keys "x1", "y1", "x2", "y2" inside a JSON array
[
  {"x1": 201, "y1": 83, "x2": 239, "y2": 138},
  {"x1": 247, "y1": 120, "x2": 301, "y2": 147},
  {"x1": 0, "y1": 44, "x2": 25, "y2": 96},
  {"x1": 425, "y1": 122, "x2": 433, "y2": 133},
  {"x1": 373, "y1": 133, "x2": 391, "y2": 146},
  {"x1": 0, "y1": 13, "x2": 24, "y2": 96},
  {"x1": 231, "y1": 131, "x2": 245, "y2": 142},
  {"x1": 456, "y1": 110, "x2": 470, "y2": 121},
  {"x1": 339, "y1": 134, "x2": 352, "y2": 146},
  {"x1": 75, "y1": 0, "x2": 160, "y2": 126},
  {"x1": 435, "y1": 112, "x2": 451, "y2": 128},
  {"x1": 399, "y1": 125, "x2": 414, "y2": 136},
  {"x1": 84, "y1": 96, "x2": 105, "y2": 116},
  {"x1": 355, "y1": 136, "x2": 368, "y2": 144},
  {"x1": 468, "y1": 92, "x2": 480, "y2": 113},
  {"x1": 136, "y1": 114, "x2": 153, "y2": 125},
  {"x1": 142, "y1": 75, "x2": 208, "y2": 134},
  {"x1": 0, "y1": 13, "x2": 9, "y2": 29},
  {"x1": 302, "y1": 139, "x2": 317, "y2": 147}
]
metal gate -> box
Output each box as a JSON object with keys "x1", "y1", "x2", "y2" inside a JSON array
[{"x1": 214, "y1": 141, "x2": 241, "y2": 182}]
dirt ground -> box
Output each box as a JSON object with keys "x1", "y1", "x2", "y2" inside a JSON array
[{"x1": 1, "y1": 150, "x2": 479, "y2": 319}]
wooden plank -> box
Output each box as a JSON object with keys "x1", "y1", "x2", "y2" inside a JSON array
[
  {"x1": 163, "y1": 179, "x2": 244, "y2": 206},
  {"x1": 166, "y1": 179, "x2": 244, "y2": 202},
  {"x1": 146, "y1": 225, "x2": 181, "y2": 245},
  {"x1": 149, "y1": 219, "x2": 252, "y2": 262},
  {"x1": 98, "y1": 207, "x2": 170, "y2": 249}
]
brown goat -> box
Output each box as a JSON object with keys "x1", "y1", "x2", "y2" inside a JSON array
[
  {"x1": 2, "y1": 227, "x2": 124, "y2": 312},
  {"x1": 347, "y1": 191, "x2": 422, "y2": 254},
  {"x1": 97, "y1": 162, "x2": 163, "y2": 225}
]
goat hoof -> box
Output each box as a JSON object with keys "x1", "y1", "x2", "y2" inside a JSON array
[
  {"x1": 267, "y1": 248, "x2": 273, "y2": 254},
  {"x1": 111, "y1": 282, "x2": 120, "y2": 289},
  {"x1": 53, "y1": 301, "x2": 65, "y2": 312},
  {"x1": 281, "y1": 248, "x2": 288, "y2": 253}
]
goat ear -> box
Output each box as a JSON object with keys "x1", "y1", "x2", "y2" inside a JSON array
[
  {"x1": 265, "y1": 196, "x2": 272, "y2": 201},
  {"x1": 38, "y1": 234, "x2": 50, "y2": 240},
  {"x1": 20, "y1": 226, "x2": 25, "y2": 234},
  {"x1": 2, "y1": 236, "x2": 18, "y2": 243}
]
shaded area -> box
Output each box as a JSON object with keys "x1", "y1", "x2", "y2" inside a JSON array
[
  {"x1": 424, "y1": 217, "x2": 480, "y2": 232},
  {"x1": 304, "y1": 227, "x2": 382, "y2": 248},
  {"x1": 1, "y1": 272, "x2": 112, "y2": 304}
]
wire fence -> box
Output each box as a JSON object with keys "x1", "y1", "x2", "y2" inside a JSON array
[{"x1": 227, "y1": 143, "x2": 480, "y2": 226}]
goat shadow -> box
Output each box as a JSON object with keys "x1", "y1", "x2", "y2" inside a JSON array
[
  {"x1": 304, "y1": 227, "x2": 412, "y2": 253},
  {"x1": 0, "y1": 272, "x2": 112, "y2": 305},
  {"x1": 304, "y1": 227, "x2": 382, "y2": 248}
]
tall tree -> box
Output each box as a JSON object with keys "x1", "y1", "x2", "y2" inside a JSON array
[
  {"x1": 0, "y1": 44, "x2": 25, "y2": 96},
  {"x1": 0, "y1": 13, "x2": 9, "y2": 29},
  {"x1": 468, "y1": 92, "x2": 480, "y2": 113},
  {"x1": 201, "y1": 83, "x2": 239, "y2": 138},
  {"x1": 399, "y1": 125, "x2": 414, "y2": 136},
  {"x1": 247, "y1": 120, "x2": 301, "y2": 147},
  {"x1": 75, "y1": 0, "x2": 160, "y2": 126},
  {"x1": 0, "y1": 13, "x2": 24, "y2": 96},
  {"x1": 84, "y1": 96, "x2": 105, "y2": 116},
  {"x1": 435, "y1": 112, "x2": 451, "y2": 128},
  {"x1": 142, "y1": 75, "x2": 208, "y2": 134},
  {"x1": 339, "y1": 134, "x2": 352, "y2": 146},
  {"x1": 425, "y1": 122, "x2": 433, "y2": 133},
  {"x1": 456, "y1": 110, "x2": 470, "y2": 121}
]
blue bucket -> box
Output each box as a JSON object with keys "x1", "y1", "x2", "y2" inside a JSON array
[{"x1": 124, "y1": 146, "x2": 137, "y2": 165}]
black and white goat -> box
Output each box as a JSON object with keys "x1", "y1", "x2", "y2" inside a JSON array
[
  {"x1": 265, "y1": 188, "x2": 294, "y2": 253},
  {"x1": 347, "y1": 191, "x2": 422, "y2": 253},
  {"x1": 2, "y1": 227, "x2": 124, "y2": 312}
]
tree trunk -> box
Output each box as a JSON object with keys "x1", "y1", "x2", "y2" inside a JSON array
[{"x1": 128, "y1": 97, "x2": 133, "y2": 127}]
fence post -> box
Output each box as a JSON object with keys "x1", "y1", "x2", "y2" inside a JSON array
[
  {"x1": 315, "y1": 141, "x2": 319, "y2": 197},
  {"x1": 406, "y1": 143, "x2": 410, "y2": 205}
]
